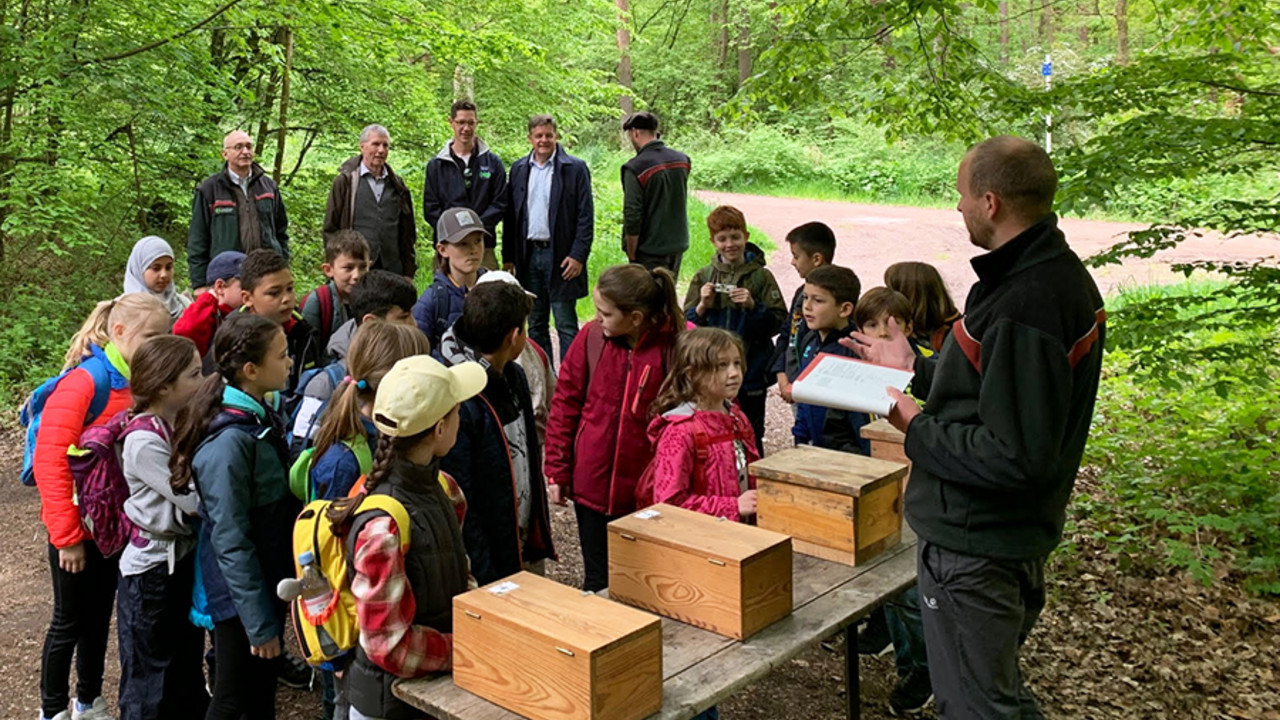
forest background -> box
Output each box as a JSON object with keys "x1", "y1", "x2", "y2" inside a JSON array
[{"x1": 0, "y1": 0, "x2": 1275, "y2": 598}]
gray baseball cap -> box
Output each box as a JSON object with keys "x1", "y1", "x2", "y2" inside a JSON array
[{"x1": 436, "y1": 207, "x2": 492, "y2": 244}]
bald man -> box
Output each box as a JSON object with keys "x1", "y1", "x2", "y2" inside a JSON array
[
  {"x1": 848, "y1": 136, "x2": 1105, "y2": 719},
  {"x1": 187, "y1": 130, "x2": 290, "y2": 291}
]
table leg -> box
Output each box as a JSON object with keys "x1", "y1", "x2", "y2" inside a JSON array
[{"x1": 845, "y1": 624, "x2": 860, "y2": 720}]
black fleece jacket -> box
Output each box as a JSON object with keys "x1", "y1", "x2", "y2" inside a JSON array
[{"x1": 904, "y1": 214, "x2": 1106, "y2": 560}]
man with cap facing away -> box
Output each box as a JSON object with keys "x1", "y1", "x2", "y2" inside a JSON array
[
  {"x1": 174, "y1": 250, "x2": 247, "y2": 360},
  {"x1": 621, "y1": 111, "x2": 691, "y2": 274},
  {"x1": 323, "y1": 124, "x2": 418, "y2": 281},
  {"x1": 413, "y1": 206, "x2": 490, "y2": 351},
  {"x1": 344, "y1": 353, "x2": 487, "y2": 720},
  {"x1": 435, "y1": 279, "x2": 556, "y2": 585}
]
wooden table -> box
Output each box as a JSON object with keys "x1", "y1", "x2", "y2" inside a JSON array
[{"x1": 395, "y1": 529, "x2": 918, "y2": 720}]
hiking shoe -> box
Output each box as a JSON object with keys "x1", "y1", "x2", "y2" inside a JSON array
[
  {"x1": 277, "y1": 650, "x2": 315, "y2": 689},
  {"x1": 857, "y1": 610, "x2": 893, "y2": 656},
  {"x1": 71, "y1": 697, "x2": 114, "y2": 720},
  {"x1": 39, "y1": 711, "x2": 70, "y2": 720},
  {"x1": 888, "y1": 667, "x2": 934, "y2": 716}
]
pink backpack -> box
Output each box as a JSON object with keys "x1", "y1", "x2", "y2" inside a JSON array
[
  {"x1": 69, "y1": 410, "x2": 167, "y2": 557},
  {"x1": 634, "y1": 415, "x2": 738, "y2": 509}
]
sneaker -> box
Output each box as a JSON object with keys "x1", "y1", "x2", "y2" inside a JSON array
[
  {"x1": 888, "y1": 667, "x2": 934, "y2": 716},
  {"x1": 277, "y1": 650, "x2": 315, "y2": 689},
  {"x1": 71, "y1": 697, "x2": 114, "y2": 720},
  {"x1": 39, "y1": 711, "x2": 71, "y2": 720},
  {"x1": 857, "y1": 610, "x2": 893, "y2": 656}
]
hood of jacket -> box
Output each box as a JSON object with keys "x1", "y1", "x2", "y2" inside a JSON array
[
  {"x1": 438, "y1": 326, "x2": 522, "y2": 425},
  {"x1": 646, "y1": 401, "x2": 744, "y2": 445},
  {"x1": 327, "y1": 318, "x2": 357, "y2": 361},
  {"x1": 435, "y1": 137, "x2": 492, "y2": 162}
]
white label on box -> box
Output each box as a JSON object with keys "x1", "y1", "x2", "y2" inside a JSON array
[
  {"x1": 634, "y1": 509, "x2": 661, "y2": 520},
  {"x1": 488, "y1": 581, "x2": 519, "y2": 596}
]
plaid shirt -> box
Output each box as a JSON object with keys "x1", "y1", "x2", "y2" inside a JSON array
[{"x1": 351, "y1": 516, "x2": 453, "y2": 677}]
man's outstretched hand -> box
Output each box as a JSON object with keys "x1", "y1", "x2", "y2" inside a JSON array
[{"x1": 839, "y1": 317, "x2": 916, "y2": 371}]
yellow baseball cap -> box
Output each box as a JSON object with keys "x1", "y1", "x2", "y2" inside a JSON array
[{"x1": 372, "y1": 355, "x2": 486, "y2": 437}]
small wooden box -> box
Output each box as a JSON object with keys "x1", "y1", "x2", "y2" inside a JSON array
[
  {"x1": 860, "y1": 418, "x2": 910, "y2": 468},
  {"x1": 752, "y1": 445, "x2": 906, "y2": 566},
  {"x1": 453, "y1": 572, "x2": 662, "y2": 720},
  {"x1": 608, "y1": 504, "x2": 793, "y2": 640}
]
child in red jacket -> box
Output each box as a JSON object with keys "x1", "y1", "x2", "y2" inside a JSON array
[
  {"x1": 544, "y1": 263, "x2": 684, "y2": 592},
  {"x1": 173, "y1": 250, "x2": 245, "y2": 358},
  {"x1": 33, "y1": 292, "x2": 171, "y2": 720},
  {"x1": 645, "y1": 328, "x2": 759, "y2": 522}
]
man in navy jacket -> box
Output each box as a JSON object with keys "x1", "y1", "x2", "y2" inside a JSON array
[
  {"x1": 504, "y1": 114, "x2": 594, "y2": 362},
  {"x1": 423, "y1": 99, "x2": 507, "y2": 270}
]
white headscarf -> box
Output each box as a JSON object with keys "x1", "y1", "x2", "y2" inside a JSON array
[{"x1": 124, "y1": 236, "x2": 188, "y2": 319}]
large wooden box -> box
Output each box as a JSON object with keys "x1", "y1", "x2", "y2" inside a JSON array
[
  {"x1": 608, "y1": 503, "x2": 792, "y2": 640},
  {"x1": 752, "y1": 445, "x2": 906, "y2": 566},
  {"x1": 453, "y1": 572, "x2": 662, "y2": 720}
]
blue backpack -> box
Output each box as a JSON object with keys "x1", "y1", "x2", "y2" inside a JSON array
[
  {"x1": 20, "y1": 357, "x2": 113, "y2": 487},
  {"x1": 287, "y1": 362, "x2": 347, "y2": 461}
]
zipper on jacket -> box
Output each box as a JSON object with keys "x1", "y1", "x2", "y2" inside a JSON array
[{"x1": 606, "y1": 349, "x2": 635, "y2": 514}]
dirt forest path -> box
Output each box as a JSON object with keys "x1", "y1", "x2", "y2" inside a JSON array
[{"x1": 696, "y1": 190, "x2": 1277, "y2": 304}]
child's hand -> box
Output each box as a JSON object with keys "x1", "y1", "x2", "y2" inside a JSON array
[
  {"x1": 777, "y1": 374, "x2": 793, "y2": 403},
  {"x1": 547, "y1": 483, "x2": 570, "y2": 507},
  {"x1": 738, "y1": 490, "x2": 758, "y2": 517},
  {"x1": 250, "y1": 636, "x2": 281, "y2": 659},
  {"x1": 728, "y1": 287, "x2": 754, "y2": 310},
  {"x1": 58, "y1": 543, "x2": 86, "y2": 574},
  {"x1": 696, "y1": 282, "x2": 715, "y2": 316}
]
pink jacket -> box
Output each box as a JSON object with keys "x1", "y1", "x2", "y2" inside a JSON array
[{"x1": 645, "y1": 402, "x2": 759, "y2": 523}]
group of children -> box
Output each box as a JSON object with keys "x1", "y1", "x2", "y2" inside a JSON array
[{"x1": 31, "y1": 202, "x2": 961, "y2": 720}]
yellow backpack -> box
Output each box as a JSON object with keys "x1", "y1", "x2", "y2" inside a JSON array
[{"x1": 288, "y1": 494, "x2": 411, "y2": 668}]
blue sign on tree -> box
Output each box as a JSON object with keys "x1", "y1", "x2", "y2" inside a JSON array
[{"x1": 1042, "y1": 61, "x2": 1053, "y2": 76}]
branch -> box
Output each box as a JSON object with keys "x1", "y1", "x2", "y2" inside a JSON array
[
  {"x1": 80, "y1": 0, "x2": 245, "y2": 66},
  {"x1": 1198, "y1": 80, "x2": 1280, "y2": 97}
]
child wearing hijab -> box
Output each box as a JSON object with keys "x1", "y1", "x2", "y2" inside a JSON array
[{"x1": 125, "y1": 236, "x2": 191, "y2": 320}]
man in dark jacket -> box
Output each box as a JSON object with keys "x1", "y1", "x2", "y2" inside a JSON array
[
  {"x1": 621, "y1": 111, "x2": 690, "y2": 274},
  {"x1": 423, "y1": 100, "x2": 507, "y2": 271},
  {"x1": 437, "y1": 281, "x2": 555, "y2": 584},
  {"x1": 504, "y1": 114, "x2": 594, "y2": 363},
  {"x1": 851, "y1": 136, "x2": 1105, "y2": 719},
  {"x1": 322, "y1": 124, "x2": 417, "y2": 280},
  {"x1": 187, "y1": 130, "x2": 289, "y2": 292}
]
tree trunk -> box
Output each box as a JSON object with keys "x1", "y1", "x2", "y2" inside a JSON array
[
  {"x1": 999, "y1": 1, "x2": 1009, "y2": 65},
  {"x1": 715, "y1": 0, "x2": 729, "y2": 69},
  {"x1": 124, "y1": 123, "x2": 146, "y2": 229},
  {"x1": 617, "y1": 0, "x2": 633, "y2": 115},
  {"x1": 272, "y1": 26, "x2": 292, "y2": 183},
  {"x1": 736, "y1": 4, "x2": 751, "y2": 87},
  {"x1": 1040, "y1": 0, "x2": 1055, "y2": 48},
  {"x1": 1115, "y1": 0, "x2": 1129, "y2": 64},
  {"x1": 452, "y1": 64, "x2": 474, "y2": 100}
]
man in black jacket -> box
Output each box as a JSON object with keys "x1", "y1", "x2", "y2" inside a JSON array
[
  {"x1": 187, "y1": 130, "x2": 289, "y2": 292},
  {"x1": 621, "y1": 111, "x2": 690, "y2": 274},
  {"x1": 423, "y1": 100, "x2": 507, "y2": 270},
  {"x1": 850, "y1": 136, "x2": 1105, "y2": 719},
  {"x1": 504, "y1": 114, "x2": 594, "y2": 363}
]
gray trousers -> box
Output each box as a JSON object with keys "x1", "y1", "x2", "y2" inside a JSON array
[{"x1": 917, "y1": 541, "x2": 1047, "y2": 720}]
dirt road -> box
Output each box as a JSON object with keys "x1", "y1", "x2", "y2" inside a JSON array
[{"x1": 697, "y1": 191, "x2": 1276, "y2": 303}]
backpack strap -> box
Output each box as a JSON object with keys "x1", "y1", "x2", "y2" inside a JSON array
[
  {"x1": 82, "y1": 356, "x2": 113, "y2": 427},
  {"x1": 356, "y1": 494, "x2": 412, "y2": 554},
  {"x1": 687, "y1": 414, "x2": 740, "y2": 483},
  {"x1": 317, "y1": 283, "x2": 334, "y2": 338},
  {"x1": 339, "y1": 436, "x2": 374, "y2": 478}
]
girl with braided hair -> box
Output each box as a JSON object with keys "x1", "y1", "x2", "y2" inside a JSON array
[
  {"x1": 324, "y1": 354, "x2": 485, "y2": 720},
  {"x1": 170, "y1": 312, "x2": 297, "y2": 720}
]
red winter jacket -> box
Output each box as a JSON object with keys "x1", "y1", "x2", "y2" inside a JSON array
[
  {"x1": 173, "y1": 290, "x2": 232, "y2": 357},
  {"x1": 646, "y1": 402, "x2": 759, "y2": 522},
  {"x1": 544, "y1": 321, "x2": 678, "y2": 516},
  {"x1": 34, "y1": 346, "x2": 133, "y2": 549}
]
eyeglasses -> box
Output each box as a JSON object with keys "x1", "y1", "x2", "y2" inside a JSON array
[{"x1": 225, "y1": 142, "x2": 253, "y2": 152}]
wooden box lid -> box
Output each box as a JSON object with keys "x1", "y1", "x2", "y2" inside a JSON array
[
  {"x1": 749, "y1": 445, "x2": 907, "y2": 497},
  {"x1": 860, "y1": 418, "x2": 906, "y2": 444},
  {"x1": 454, "y1": 572, "x2": 659, "y2": 654},
  {"x1": 608, "y1": 504, "x2": 790, "y2": 567}
]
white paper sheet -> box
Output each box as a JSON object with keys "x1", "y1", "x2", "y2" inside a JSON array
[{"x1": 790, "y1": 353, "x2": 914, "y2": 416}]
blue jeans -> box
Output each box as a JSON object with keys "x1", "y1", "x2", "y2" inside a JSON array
[
  {"x1": 521, "y1": 244, "x2": 579, "y2": 363},
  {"x1": 886, "y1": 585, "x2": 928, "y2": 675}
]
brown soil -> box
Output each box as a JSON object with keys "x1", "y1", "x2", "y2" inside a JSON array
[{"x1": 3, "y1": 193, "x2": 1277, "y2": 719}]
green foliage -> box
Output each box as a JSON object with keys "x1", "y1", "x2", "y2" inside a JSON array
[{"x1": 1081, "y1": 282, "x2": 1280, "y2": 595}]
